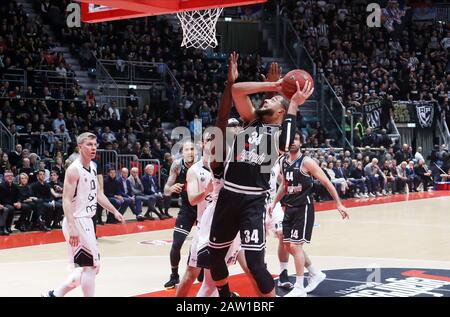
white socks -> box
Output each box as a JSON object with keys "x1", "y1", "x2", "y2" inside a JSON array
[
  {"x1": 280, "y1": 261, "x2": 288, "y2": 272},
  {"x1": 295, "y1": 276, "x2": 305, "y2": 288},
  {"x1": 306, "y1": 265, "x2": 320, "y2": 276}
]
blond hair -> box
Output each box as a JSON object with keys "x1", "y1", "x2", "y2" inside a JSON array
[{"x1": 77, "y1": 132, "x2": 97, "y2": 145}]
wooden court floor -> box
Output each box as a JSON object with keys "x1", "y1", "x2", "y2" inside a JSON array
[{"x1": 0, "y1": 191, "x2": 449, "y2": 297}]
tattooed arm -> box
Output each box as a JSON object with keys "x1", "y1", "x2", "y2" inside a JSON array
[{"x1": 164, "y1": 159, "x2": 183, "y2": 196}]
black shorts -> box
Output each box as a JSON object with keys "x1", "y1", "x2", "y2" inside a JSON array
[
  {"x1": 174, "y1": 203, "x2": 197, "y2": 236},
  {"x1": 282, "y1": 203, "x2": 315, "y2": 244},
  {"x1": 209, "y1": 188, "x2": 267, "y2": 252}
]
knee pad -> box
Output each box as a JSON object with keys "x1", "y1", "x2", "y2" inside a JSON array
[
  {"x1": 244, "y1": 250, "x2": 275, "y2": 294},
  {"x1": 208, "y1": 247, "x2": 229, "y2": 282}
]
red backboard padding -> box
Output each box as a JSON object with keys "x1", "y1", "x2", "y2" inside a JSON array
[{"x1": 79, "y1": 0, "x2": 267, "y2": 23}]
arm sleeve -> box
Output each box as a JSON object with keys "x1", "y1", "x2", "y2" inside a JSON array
[{"x1": 278, "y1": 114, "x2": 296, "y2": 153}]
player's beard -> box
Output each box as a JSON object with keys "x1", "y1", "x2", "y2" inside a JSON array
[{"x1": 255, "y1": 107, "x2": 274, "y2": 119}]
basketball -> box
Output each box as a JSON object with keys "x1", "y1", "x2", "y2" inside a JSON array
[{"x1": 281, "y1": 69, "x2": 314, "y2": 100}]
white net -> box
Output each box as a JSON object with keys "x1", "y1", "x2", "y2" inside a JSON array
[{"x1": 177, "y1": 8, "x2": 224, "y2": 50}]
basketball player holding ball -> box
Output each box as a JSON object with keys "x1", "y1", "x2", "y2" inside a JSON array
[{"x1": 208, "y1": 67, "x2": 314, "y2": 297}]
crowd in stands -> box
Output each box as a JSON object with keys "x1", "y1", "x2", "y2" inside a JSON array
[
  {"x1": 0, "y1": 0, "x2": 77, "y2": 95},
  {"x1": 52, "y1": 4, "x2": 264, "y2": 125},
  {"x1": 309, "y1": 143, "x2": 440, "y2": 201},
  {"x1": 281, "y1": 0, "x2": 449, "y2": 111},
  {"x1": 0, "y1": 140, "x2": 173, "y2": 235}
]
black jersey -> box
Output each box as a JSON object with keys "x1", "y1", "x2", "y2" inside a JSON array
[
  {"x1": 280, "y1": 154, "x2": 314, "y2": 206},
  {"x1": 224, "y1": 121, "x2": 279, "y2": 192},
  {"x1": 175, "y1": 158, "x2": 194, "y2": 206}
]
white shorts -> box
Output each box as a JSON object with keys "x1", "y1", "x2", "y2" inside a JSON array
[
  {"x1": 62, "y1": 217, "x2": 100, "y2": 269},
  {"x1": 189, "y1": 200, "x2": 240, "y2": 268},
  {"x1": 266, "y1": 202, "x2": 284, "y2": 234}
]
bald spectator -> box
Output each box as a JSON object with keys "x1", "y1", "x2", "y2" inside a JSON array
[
  {"x1": 18, "y1": 158, "x2": 33, "y2": 178},
  {"x1": 414, "y1": 159, "x2": 433, "y2": 191},
  {"x1": 364, "y1": 158, "x2": 386, "y2": 196},
  {"x1": 119, "y1": 168, "x2": 145, "y2": 221},
  {"x1": 141, "y1": 164, "x2": 168, "y2": 219},
  {"x1": 414, "y1": 147, "x2": 424, "y2": 163},
  {"x1": 396, "y1": 161, "x2": 411, "y2": 194}
]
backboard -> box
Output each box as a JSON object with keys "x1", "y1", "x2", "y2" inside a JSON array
[{"x1": 79, "y1": 0, "x2": 267, "y2": 23}]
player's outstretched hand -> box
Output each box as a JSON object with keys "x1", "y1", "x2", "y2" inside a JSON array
[
  {"x1": 337, "y1": 203, "x2": 350, "y2": 220},
  {"x1": 228, "y1": 51, "x2": 239, "y2": 84},
  {"x1": 114, "y1": 212, "x2": 126, "y2": 224},
  {"x1": 261, "y1": 62, "x2": 282, "y2": 82},
  {"x1": 291, "y1": 80, "x2": 314, "y2": 106}
]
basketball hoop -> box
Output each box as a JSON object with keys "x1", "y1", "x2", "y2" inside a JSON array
[
  {"x1": 176, "y1": 8, "x2": 224, "y2": 49},
  {"x1": 79, "y1": 0, "x2": 268, "y2": 49}
]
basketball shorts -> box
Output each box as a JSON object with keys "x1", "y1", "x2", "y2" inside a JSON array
[
  {"x1": 189, "y1": 199, "x2": 240, "y2": 268},
  {"x1": 62, "y1": 217, "x2": 100, "y2": 268},
  {"x1": 209, "y1": 188, "x2": 267, "y2": 252},
  {"x1": 282, "y1": 203, "x2": 315, "y2": 244},
  {"x1": 174, "y1": 203, "x2": 197, "y2": 237}
]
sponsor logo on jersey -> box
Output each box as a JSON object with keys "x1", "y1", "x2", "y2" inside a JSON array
[
  {"x1": 236, "y1": 149, "x2": 266, "y2": 165},
  {"x1": 287, "y1": 184, "x2": 303, "y2": 194}
]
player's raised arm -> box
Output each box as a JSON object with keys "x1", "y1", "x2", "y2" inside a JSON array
[
  {"x1": 62, "y1": 166, "x2": 80, "y2": 247},
  {"x1": 231, "y1": 78, "x2": 282, "y2": 123},
  {"x1": 303, "y1": 157, "x2": 350, "y2": 220},
  {"x1": 210, "y1": 52, "x2": 239, "y2": 171},
  {"x1": 164, "y1": 160, "x2": 183, "y2": 196},
  {"x1": 278, "y1": 80, "x2": 314, "y2": 153},
  {"x1": 216, "y1": 52, "x2": 239, "y2": 133}
]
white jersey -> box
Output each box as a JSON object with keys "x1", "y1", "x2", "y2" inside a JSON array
[
  {"x1": 266, "y1": 157, "x2": 284, "y2": 234},
  {"x1": 189, "y1": 171, "x2": 240, "y2": 269},
  {"x1": 190, "y1": 160, "x2": 212, "y2": 223},
  {"x1": 71, "y1": 158, "x2": 98, "y2": 218},
  {"x1": 268, "y1": 157, "x2": 282, "y2": 203}
]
